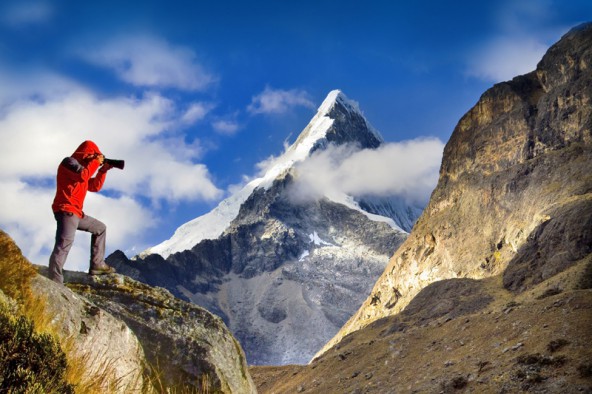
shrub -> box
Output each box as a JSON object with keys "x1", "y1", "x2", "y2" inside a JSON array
[
  {"x1": 0, "y1": 299, "x2": 74, "y2": 393},
  {"x1": 547, "y1": 339, "x2": 570, "y2": 353}
]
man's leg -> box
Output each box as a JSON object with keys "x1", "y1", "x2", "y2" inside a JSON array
[
  {"x1": 48, "y1": 212, "x2": 79, "y2": 284},
  {"x1": 78, "y1": 214, "x2": 115, "y2": 274}
]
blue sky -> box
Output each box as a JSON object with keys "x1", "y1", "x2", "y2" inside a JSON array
[{"x1": 0, "y1": 0, "x2": 590, "y2": 271}]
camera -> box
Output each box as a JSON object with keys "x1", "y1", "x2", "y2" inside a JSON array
[{"x1": 104, "y1": 158, "x2": 125, "y2": 170}]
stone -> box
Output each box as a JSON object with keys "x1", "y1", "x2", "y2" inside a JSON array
[
  {"x1": 63, "y1": 271, "x2": 257, "y2": 394},
  {"x1": 30, "y1": 274, "x2": 147, "y2": 393}
]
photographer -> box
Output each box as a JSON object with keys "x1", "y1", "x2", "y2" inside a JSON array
[{"x1": 48, "y1": 140, "x2": 116, "y2": 284}]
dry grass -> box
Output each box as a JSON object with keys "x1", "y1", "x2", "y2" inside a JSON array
[
  {"x1": 62, "y1": 335, "x2": 144, "y2": 394},
  {"x1": 0, "y1": 230, "x2": 38, "y2": 305},
  {"x1": 146, "y1": 358, "x2": 214, "y2": 394}
]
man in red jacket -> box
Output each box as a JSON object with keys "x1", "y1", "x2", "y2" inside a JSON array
[{"x1": 48, "y1": 140, "x2": 116, "y2": 284}]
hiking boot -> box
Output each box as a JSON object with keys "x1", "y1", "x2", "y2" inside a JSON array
[{"x1": 89, "y1": 263, "x2": 116, "y2": 275}]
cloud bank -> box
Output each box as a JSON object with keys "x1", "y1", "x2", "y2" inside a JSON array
[{"x1": 289, "y1": 138, "x2": 444, "y2": 206}]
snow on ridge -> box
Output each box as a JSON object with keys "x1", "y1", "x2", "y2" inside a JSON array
[
  {"x1": 256, "y1": 90, "x2": 349, "y2": 188},
  {"x1": 329, "y1": 90, "x2": 384, "y2": 144},
  {"x1": 326, "y1": 192, "x2": 406, "y2": 233},
  {"x1": 139, "y1": 179, "x2": 262, "y2": 259},
  {"x1": 309, "y1": 231, "x2": 334, "y2": 246}
]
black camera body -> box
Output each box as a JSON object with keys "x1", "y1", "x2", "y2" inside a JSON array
[{"x1": 104, "y1": 158, "x2": 125, "y2": 170}]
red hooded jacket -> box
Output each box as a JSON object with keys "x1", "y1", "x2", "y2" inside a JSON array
[{"x1": 52, "y1": 141, "x2": 108, "y2": 218}]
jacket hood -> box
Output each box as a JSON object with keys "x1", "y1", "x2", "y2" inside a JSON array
[{"x1": 72, "y1": 140, "x2": 102, "y2": 161}]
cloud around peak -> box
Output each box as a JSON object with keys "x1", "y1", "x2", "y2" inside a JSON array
[{"x1": 289, "y1": 138, "x2": 444, "y2": 207}]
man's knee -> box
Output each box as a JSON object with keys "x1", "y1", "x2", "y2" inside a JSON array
[
  {"x1": 95, "y1": 220, "x2": 106, "y2": 234},
  {"x1": 79, "y1": 216, "x2": 107, "y2": 236}
]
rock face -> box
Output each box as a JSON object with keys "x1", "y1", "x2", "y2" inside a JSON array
[
  {"x1": 318, "y1": 23, "x2": 592, "y2": 357},
  {"x1": 64, "y1": 272, "x2": 257, "y2": 394},
  {"x1": 29, "y1": 274, "x2": 148, "y2": 392},
  {"x1": 110, "y1": 91, "x2": 416, "y2": 365}
]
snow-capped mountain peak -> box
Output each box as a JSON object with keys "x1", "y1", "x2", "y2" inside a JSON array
[
  {"x1": 117, "y1": 89, "x2": 421, "y2": 365},
  {"x1": 141, "y1": 90, "x2": 406, "y2": 259}
]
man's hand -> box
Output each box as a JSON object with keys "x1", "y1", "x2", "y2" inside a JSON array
[{"x1": 100, "y1": 163, "x2": 112, "y2": 172}]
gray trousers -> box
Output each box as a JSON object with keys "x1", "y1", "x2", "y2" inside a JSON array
[{"x1": 48, "y1": 211, "x2": 106, "y2": 284}]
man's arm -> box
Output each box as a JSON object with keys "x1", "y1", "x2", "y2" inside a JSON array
[
  {"x1": 88, "y1": 155, "x2": 110, "y2": 192},
  {"x1": 61, "y1": 156, "x2": 101, "y2": 181}
]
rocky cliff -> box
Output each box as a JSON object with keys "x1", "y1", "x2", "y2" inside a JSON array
[
  {"x1": 63, "y1": 272, "x2": 257, "y2": 393},
  {"x1": 0, "y1": 229, "x2": 256, "y2": 393},
  {"x1": 109, "y1": 91, "x2": 415, "y2": 365},
  {"x1": 317, "y1": 23, "x2": 592, "y2": 358},
  {"x1": 250, "y1": 23, "x2": 592, "y2": 394}
]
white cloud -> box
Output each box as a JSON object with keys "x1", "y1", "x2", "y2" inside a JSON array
[
  {"x1": 1, "y1": 1, "x2": 52, "y2": 27},
  {"x1": 181, "y1": 102, "x2": 213, "y2": 124},
  {"x1": 466, "y1": 0, "x2": 572, "y2": 82},
  {"x1": 248, "y1": 86, "x2": 315, "y2": 115},
  {"x1": 80, "y1": 35, "x2": 216, "y2": 91},
  {"x1": 0, "y1": 87, "x2": 222, "y2": 202},
  {"x1": 466, "y1": 36, "x2": 549, "y2": 82},
  {"x1": 212, "y1": 119, "x2": 240, "y2": 135},
  {"x1": 289, "y1": 138, "x2": 444, "y2": 206}
]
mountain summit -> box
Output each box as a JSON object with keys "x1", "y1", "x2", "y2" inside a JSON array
[
  {"x1": 110, "y1": 90, "x2": 419, "y2": 364},
  {"x1": 142, "y1": 90, "x2": 395, "y2": 260}
]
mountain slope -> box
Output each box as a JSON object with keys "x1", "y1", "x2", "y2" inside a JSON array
[
  {"x1": 252, "y1": 263, "x2": 592, "y2": 393},
  {"x1": 317, "y1": 22, "x2": 592, "y2": 359},
  {"x1": 110, "y1": 90, "x2": 418, "y2": 365}
]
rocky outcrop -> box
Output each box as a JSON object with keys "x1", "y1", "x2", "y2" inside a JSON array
[
  {"x1": 64, "y1": 272, "x2": 257, "y2": 394},
  {"x1": 1, "y1": 221, "x2": 256, "y2": 393},
  {"x1": 317, "y1": 23, "x2": 592, "y2": 357},
  {"x1": 30, "y1": 274, "x2": 148, "y2": 392}
]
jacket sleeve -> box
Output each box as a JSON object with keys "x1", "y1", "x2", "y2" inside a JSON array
[
  {"x1": 88, "y1": 166, "x2": 108, "y2": 192},
  {"x1": 62, "y1": 157, "x2": 100, "y2": 181}
]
